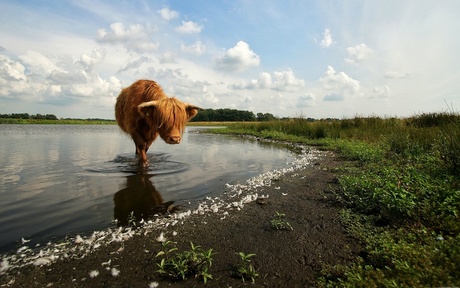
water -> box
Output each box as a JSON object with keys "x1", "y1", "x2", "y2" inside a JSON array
[{"x1": 0, "y1": 124, "x2": 296, "y2": 253}]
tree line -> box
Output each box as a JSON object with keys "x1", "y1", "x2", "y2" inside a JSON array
[
  {"x1": 191, "y1": 108, "x2": 277, "y2": 122},
  {"x1": 0, "y1": 113, "x2": 58, "y2": 120},
  {"x1": 1, "y1": 109, "x2": 287, "y2": 122}
]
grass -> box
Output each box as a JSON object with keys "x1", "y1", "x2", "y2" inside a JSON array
[
  {"x1": 155, "y1": 241, "x2": 259, "y2": 284},
  {"x1": 232, "y1": 252, "x2": 259, "y2": 283},
  {"x1": 155, "y1": 241, "x2": 215, "y2": 283},
  {"x1": 211, "y1": 112, "x2": 460, "y2": 287},
  {"x1": 270, "y1": 212, "x2": 293, "y2": 231}
]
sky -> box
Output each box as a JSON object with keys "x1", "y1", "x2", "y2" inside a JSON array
[{"x1": 0, "y1": 0, "x2": 459, "y2": 119}]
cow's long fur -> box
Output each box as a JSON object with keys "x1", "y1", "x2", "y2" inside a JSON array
[{"x1": 115, "y1": 79, "x2": 200, "y2": 166}]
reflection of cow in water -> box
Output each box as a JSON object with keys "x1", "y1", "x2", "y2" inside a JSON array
[
  {"x1": 115, "y1": 79, "x2": 202, "y2": 167},
  {"x1": 114, "y1": 173, "x2": 175, "y2": 226}
]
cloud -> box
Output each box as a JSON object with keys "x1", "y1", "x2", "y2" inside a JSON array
[
  {"x1": 0, "y1": 49, "x2": 121, "y2": 107},
  {"x1": 76, "y1": 49, "x2": 106, "y2": 72},
  {"x1": 0, "y1": 55, "x2": 28, "y2": 99},
  {"x1": 371, "y1": 85, "x2": 391, "y2": 99},
  {"x1": 181, "y1": 41, "x2": 206, "y2": 55},
  {"x1": 144, "y1": 67, "x2": 218, "y2": 107},
  {"x1": 345, "y1": 44, "x2": 373, "y2": 64},
  {"x1": 296, "y1": 93, "x2": 316, "y2": 108},
  {"x1": 272, "y1": 70, "x2": 305, "y2": 91},
  {"x1": 215, "y1": 41, "x2": 260, "y2": 72},
  {"x1": 0, "y1": 54, "x2": 26, "y2": 81},
  {"x1": 159, "y1": 51, "x2": 176, "y2": 64},
  {"x1": 319, "y1": 66, "x2": 360, "y2": 97},
  {"x1": 237, "y1": 95, "x2": 253, "y2": 110},
  {"x1": 384, "y1": 71, "x2": 411, "y2": 79},
  {"x1": 229, "y1": 69, "x2": 304, "y2": 91},
  {"x1": 117, "y1": 56, "x2": 154, "y2": 73},
  {"x1": 324, "y1": 94, "x2": 344, "y2": 101},
  {"x1": 157, "y1": 7, "x2": 179, "y2": 21},
  {"x1": 19, "y1": 51, "x2": 63, "y2": 75},
  {"x1": 175, "y1": 21, "x2": 203, "y2": 34},
  {"x1": 96, "y1": 22, "x2": 159, "y2": 52},
  {"x1": 258, "y1": 72, "x2": 273, "y2": 88},
  {"x1": 47, "y1": 70, "x2": 86, "y2": 85},
  {"x1": 319, "y1": 29, "x2": 334, "y2": 48}
]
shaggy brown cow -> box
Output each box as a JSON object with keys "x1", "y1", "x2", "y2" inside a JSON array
[{"x1": 115, "y1": 79, "x2": 201, "y2": 166}]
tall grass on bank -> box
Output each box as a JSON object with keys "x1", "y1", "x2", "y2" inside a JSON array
[
  {"x1": 218, "y1": 112, "x2": 460, "y2": 175},
  {"x1": 213, "y1": 112, "x2": 460, "y2": 287}
]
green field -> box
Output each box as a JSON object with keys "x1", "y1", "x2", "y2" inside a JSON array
[{"x1": 209, "y1": 112, "x2": 460, "y2": 287}]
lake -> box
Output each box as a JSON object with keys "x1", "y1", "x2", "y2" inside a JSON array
[{"x1": 0, "y1": 124, "x2": 297, "y2": 253}]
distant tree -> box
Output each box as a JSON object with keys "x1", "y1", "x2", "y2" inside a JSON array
[
  {"x1": 191, "y1": 108, "x2": 255, "y2": 122},
  {"x1": 256, "y1": 113, "x2": 276, "y2": 121},
  {"x1": 45, "y1": 114, "x2": 58, "y2": 120},
  {"x1": 11, "y1": 113, "x2": 30, "y2": 119},
  {"x1": 31, "y1": 114, "x2": 45, "y2": 120}
]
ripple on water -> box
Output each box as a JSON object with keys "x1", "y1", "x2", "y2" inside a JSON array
[{"x1": 84, "y1": 152, "x2": 189, "y2": 176}]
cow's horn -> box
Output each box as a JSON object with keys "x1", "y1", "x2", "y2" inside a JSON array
[
  {"x1": 187, "y1": 104, "x2": 204, "y2": 110},
  {"x1": 138, "y1": 101, "x2": 158, "y2": 117}
]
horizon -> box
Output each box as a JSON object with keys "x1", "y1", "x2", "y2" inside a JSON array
[{"x1": 1, "y1": 1, "x2": 459, "y2": 119}]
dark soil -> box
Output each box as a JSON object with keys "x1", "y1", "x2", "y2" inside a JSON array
[{"x1": 0, "y1": 152, "x2": 361, "y2": 288}]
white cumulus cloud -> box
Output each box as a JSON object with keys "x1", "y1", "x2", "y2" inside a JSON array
[
  {"x1": 319, "y1": 29, "x2": 335, "y2": 48},
  {"x1": 272, "y1": 69, "x2": 305, "y2": 91},
  {"x1": 229, "y1": 69, "x2": 304, "y2": 91},
  {"x1": 96, "y1": 22, "x2": 158, "y2": 52},
  {"x1": 158, "y1": 7, "x2": 179, "y2": 21},
  {"x1": 175, "y1": 21, "x2": 203, "y2": 34},
  {"x1": 215, "y1": 41, "x2": 261, "y2": 72},
  {"x1": 181, "y1": 41, "x2": 206, "y2": 55},
  {"x1": 0, "y1": 48, "x2": 121, "y2": 107},
  {"x1": 345, "y1": 43, "x2": 373, "y2": 64},
  {"x1": 319, "y1": 66, "x2": 361, "y2": 99},
  {"x1": 0, "y1": 54, "x2": 26, "y2": 81}
]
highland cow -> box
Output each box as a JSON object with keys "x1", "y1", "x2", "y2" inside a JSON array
[{"x1": 115, "y1": 80, "x2": 201, "y2": 167}]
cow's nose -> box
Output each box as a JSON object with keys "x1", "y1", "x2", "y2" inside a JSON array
[{"x1": 170, "y1": 136, "x2": 181, "y2": 144}]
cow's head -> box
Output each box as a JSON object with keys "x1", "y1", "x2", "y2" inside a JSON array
[{"x1": 138, "y1": 98, "x2": 201, "y2": 144}]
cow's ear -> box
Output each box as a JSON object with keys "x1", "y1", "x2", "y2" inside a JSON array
[
  {"x1": 138, "y1": 101, "x2": 158, "y2": 117},
  {"x1": 186, "y1": 105, "x2": 202, "y2": 120}
]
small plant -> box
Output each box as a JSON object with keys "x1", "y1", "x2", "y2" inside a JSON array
[
  {"x1": 232, "y1": 252, "x2": 259, "y2": 283},
  {"x1": 155, "y1": 241, "x2": 215, "y2": 283},
  {"x1": 270, "y1": 212, "x2": 293, "y2": 230}
]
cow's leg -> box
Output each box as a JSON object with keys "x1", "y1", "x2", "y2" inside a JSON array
[
  {"x1": 132, "y1": 133, "x2": 149, "y2": 167},
  {"x1": 141, "y1": 132, "x2": 158, "y2": 166},
  {"x1": 145, "y1": 132, "x2": 158, "y2": 153},
  {"x1": 138, "y1": 148, "x2": 148, "y2": 167}
]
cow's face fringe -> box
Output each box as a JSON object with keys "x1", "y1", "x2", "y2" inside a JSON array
[{"x1": 151, "y1": 98, "x2": 189, "y2": 135}]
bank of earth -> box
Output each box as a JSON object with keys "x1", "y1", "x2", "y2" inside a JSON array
[{"x1": 1, "y1": 151, "x2": 361, "y2": 287}]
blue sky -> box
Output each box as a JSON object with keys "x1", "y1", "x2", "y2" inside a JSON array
[{"x1": 0, "y1": 0, "x2": 459, "y2": 119}]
